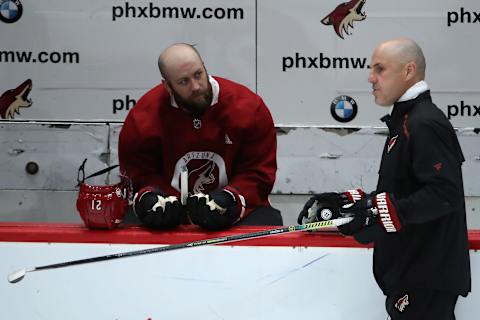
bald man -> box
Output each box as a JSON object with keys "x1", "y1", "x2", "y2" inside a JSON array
[
  {"x1": 119, "y1": 43, "x2": 282, "y2": 231},
  {"x1": 298, "y1": 39, "x2": 470, "y2": 318}
]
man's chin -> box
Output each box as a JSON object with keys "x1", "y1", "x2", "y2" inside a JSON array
[
  {"x1": 187, "y1": 100, "x2": 210, "y2": 114},
  {"x1": 374, "y1": 97, "x2": 390, "y2": 107}
]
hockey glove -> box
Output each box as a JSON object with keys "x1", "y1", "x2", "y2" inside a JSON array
[
  {"x1": 297, "y1": 190, "x2": 364, "y2": 224},
  {"x1": 187, "y1": 189, "x2": 241, "y2": 230},
  {"x1": 133, "y1": 187, "x2": 186, "y2": 229},
  {"x1": 341, "y1": 192, "x2": 402, "y2": 233}
]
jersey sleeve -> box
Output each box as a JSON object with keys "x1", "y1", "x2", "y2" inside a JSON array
[
  {"x1": 118, "y1": 111, "x2": 179, "y2": 197},
  {"x1": 395, "y1": 119, "x2": 465, "y2": 225},
  {"x1": 226, "y1": 99, "x2": 277, "y2": 216}
]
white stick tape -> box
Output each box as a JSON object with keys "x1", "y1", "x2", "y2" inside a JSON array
[{"x1": 180, "y1": 166, "x2": 188, "y2": 205}]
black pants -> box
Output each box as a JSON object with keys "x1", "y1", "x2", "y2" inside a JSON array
[
  {"x1": 235, "y1": 206, "x2": 283, "y2": 226},
  {"x1": 386, "y1": 289, "x2": 458, "y2": 320}
]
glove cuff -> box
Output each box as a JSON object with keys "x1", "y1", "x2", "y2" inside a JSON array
[
  {"x1": 343, "y1": 189, "x2": 365, "y2": 203},
  {"x1": 133, "y1": 186, "x2": 164, "y2": 217},
  {"x1": 373, "y1": 192, "x2": 402, "y2": 233},
  {"x1": 223, "y1": 186, "x2": 246, "y2": 221},
  {"x1": 134, "y1": 186, "x2": 163, "y2": 200}
]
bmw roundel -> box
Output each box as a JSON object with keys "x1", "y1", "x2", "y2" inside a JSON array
[
  {"x1": 330, "y1": 95, "x2": 358, "y2": 123},
  {"x1": 0, "y1": 0, "x2": 23, "y2": 24}
]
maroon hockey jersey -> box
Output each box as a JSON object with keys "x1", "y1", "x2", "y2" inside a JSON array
[{"x1": 119, "y1": 76, "x2": 277, "y2": 218}]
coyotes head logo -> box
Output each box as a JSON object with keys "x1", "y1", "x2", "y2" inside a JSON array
[
  {"x1": 395, "y1": 294, "x2": 409, "y2": 312},
  {"x1": 170, "y1": 151, "x2": 228, "y2": 195},
  {"x1": 0, "y1": 79, "x2": 33, "y2": 119},
  {"x1": 321, "y1": 0, "x2": 367, "y2": 39},
  {"x1": 190, "y1": 160, "x2": 217, "y2": 194}
]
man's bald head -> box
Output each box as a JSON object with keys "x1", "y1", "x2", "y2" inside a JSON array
[
  {"x1": 156, "y1": 43, "x2": 212, "y2": 114},
  {"x1": 158, "y1": 43, "x2": 204, "y2": 81},
  {"x1": 368, "y1": 38, "x2": 427, "y2": 106},
  {"x1": 376, "y1": 38, "x2": 426, "y2": 80}
]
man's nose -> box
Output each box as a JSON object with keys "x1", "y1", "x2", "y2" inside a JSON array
[
  {"x1": 191, "y1": 80, "x2": 201, "y2": 91},
  {"x1": 368, "y1": 72, "x2": 375, "y2": 84}
]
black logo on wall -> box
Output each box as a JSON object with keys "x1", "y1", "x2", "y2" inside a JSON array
[
  {"x1": 0, "y1": 0, "x2": 23, "y2": 23},
  {"x1": 330, "y1": 95, "x2": 358, "y2": 123},
  {"x1": 321, "y1": 0, "x2": 367, "y2": 39}
]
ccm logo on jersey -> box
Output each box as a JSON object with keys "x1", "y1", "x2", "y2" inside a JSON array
[
  {"x1": 395, "y1": 294, "x2": 410, "y2": 312},
  {"x1": 374, "y1": 192, "x2": 402, "y2": 233}
]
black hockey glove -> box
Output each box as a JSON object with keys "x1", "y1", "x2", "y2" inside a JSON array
[
  {"x1": 297, "y1": 190, "x2": 364, "y2": 224},
  {"x1": 187, "y1": 189, "x2": 241, "y2": 230},
  {"x1": 133, "y1": 187, "x2": 186, "y2": 229},
  {"x1": 341, "y1": 192, "x2": 402, "y2": 234}
]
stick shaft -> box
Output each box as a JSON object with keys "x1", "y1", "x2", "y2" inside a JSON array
[{"x1": 32, "y1": 217, "x2": 352, "y2": 272}]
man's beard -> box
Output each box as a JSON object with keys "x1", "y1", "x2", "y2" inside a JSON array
[{"x1": 171, "y1": 85, "x2": 213, "y2": 115}]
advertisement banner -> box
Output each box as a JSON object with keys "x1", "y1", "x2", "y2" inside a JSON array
[
  {"x1": 1, "y1": 1, "x2": 478, "y2": 124},
  {"x1": 257, "y1": 0, "x2": 480, "y2": 127},
  {"x1": 0, "y1": 0, "x2": 255, "y2": 120}
]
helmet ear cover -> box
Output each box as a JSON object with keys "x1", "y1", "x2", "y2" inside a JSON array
[{"x1": 75, "y1": 159, "x2": 132, "y2": 229}]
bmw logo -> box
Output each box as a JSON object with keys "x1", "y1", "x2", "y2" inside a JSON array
[
  {"x1": 330, "y1": 95, "x2": 358, "y2": 123},
  {"x1": 0, "y1": 0, "x2": 23, "y2": 24}
]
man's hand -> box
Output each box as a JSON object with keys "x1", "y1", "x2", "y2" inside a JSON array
[
  {"x1": 297, "y1": 190, "x2": 364, "y2": 224},
  {"x1": 341, "y1": 192, "x2": 402, "y2": 233},
  {"x1": 133, "y1": 187, "x2": 186, "y2": 229},
  {"x1": 187, "y1": 189, "x2": 241, "y2": 230}
]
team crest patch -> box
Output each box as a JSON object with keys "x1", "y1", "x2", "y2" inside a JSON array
[
  {"x1": 387, "y1": 135, "x2": 398, "y2": 154},
  {"x1": 171, "y1": 152, "x2": 228, "y2": 194},
  {"x1": 395, "y1": 294, "x2": 409, "y2": 313}
]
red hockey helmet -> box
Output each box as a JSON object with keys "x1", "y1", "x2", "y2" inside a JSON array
[{"x1": 76, "y1": 159, "x2": 132, "y2": 229}]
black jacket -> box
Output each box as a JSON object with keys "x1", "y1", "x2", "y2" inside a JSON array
[{"x1": 358, "y1": 91, "x2": 471, "y2": 296}]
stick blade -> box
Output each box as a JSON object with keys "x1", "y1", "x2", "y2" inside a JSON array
[{"x1": 8, "y1": 268, "x2": 27, "y2": 284}]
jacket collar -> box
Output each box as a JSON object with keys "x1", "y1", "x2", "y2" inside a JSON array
[
  {"x1": 397, "y1": 80, "x2": 429, "y2": 103},
  {"x1": 381, "y1": 81, "x2": 431, "y2": 128}
]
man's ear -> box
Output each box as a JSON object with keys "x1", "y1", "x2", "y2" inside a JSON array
[
  {"x1": 163, "y1": 79, "x2": 172, "y2": 95},
  {"x1": 405, "y1": 62, "x2": 417, "y2": 81}
]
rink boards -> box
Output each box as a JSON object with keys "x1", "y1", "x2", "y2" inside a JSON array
[{"x1": 0, "y1": 223, "x2": 479, "y2": 320}]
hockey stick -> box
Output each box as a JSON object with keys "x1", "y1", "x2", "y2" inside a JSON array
[{"x1": 7, "y1": 217, "x2": 353, "y2": 284}]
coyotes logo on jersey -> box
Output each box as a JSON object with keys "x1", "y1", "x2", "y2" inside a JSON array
[
  {"x1": 395, "y1": 294, "x2": 409, "y2": 313},
  {"x1": 170, "y1": 151, "x2": 228, "y2": 195},
  {"x1": 190, "y1": 160, "x2": 217, "y2": 194}
]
